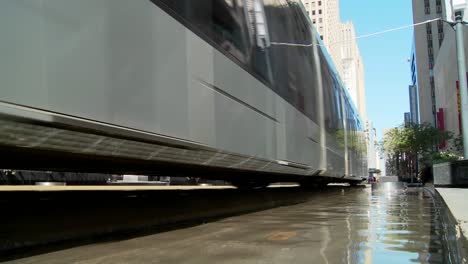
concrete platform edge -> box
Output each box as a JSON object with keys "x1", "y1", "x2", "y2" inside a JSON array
[{"x1": 436, "y1": 188, "x2": 468, "y2": 260}]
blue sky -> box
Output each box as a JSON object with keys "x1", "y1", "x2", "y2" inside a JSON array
[{"x1": 340, "y1": 0, "x2": 414, "y2": 140}]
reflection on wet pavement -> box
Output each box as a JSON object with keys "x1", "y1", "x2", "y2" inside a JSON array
[{"x1": 9, "y1": 186, "x2": 460, "y2": 264}]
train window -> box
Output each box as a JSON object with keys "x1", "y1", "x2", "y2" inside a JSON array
[
  {"x1": 156, "y1": 0, "x2": 277, "y2": 85},
  {"x1": 211, "y1": 0, "x2": 248, "y2": 58},
  {"x1": 321, "y1": 58, "x2": 340, "y2": 133},
  {"x1": 158, "y1": 0, "x2": 324, "y2": 123},
  {"x1": 157, "y1": 0, "x2": 250, "y2": 63},
  {"x1": 263, "y1": 0, "x2": 318, "y2": 122}
]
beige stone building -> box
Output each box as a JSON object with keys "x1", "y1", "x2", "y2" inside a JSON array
[
  {"x1": 301, "y1": 0, "x2": 366, "y2": 120},
  {"x1": 301, "y1": 0, "x2": 372, "y2": 168},
  {"x1": 341, "y1": 22, "x2": 367, "y2": 121},
  {"x1": 301, "y1": 0, "x2": 343, "y2": 77}
]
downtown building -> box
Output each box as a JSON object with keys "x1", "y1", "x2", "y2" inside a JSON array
[
  {"x1": 301, "y1": 0, "x2": 343, "y2": 76},
  {"x1": 409, "y1": 42, "x2": 420, "y2": 124},
  {"x1": 301, "y1": 0, "x2": 367, "y2": 120},
  {"x1": 301, "y1": 0, "x2": 378, "y2": 172},
  {"x1": 411, "y1": 0, "x2": 448, "y2": 126},
  {"x1": 432, "y1": 1, "x2": 468, "y2": 152},
  {"x1": 341, "y1": 22, "x2": 367, "y2": 121}
]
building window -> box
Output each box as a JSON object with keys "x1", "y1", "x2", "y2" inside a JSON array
[
  {"x1": 320, "y1": 35, "x2": 323, "y2": 40},
  {"x1": 318, "y1": 1, "x2": 322, "y2": 6},
  {"x1": 436, "y1": 0, "x2": 442, "y2": 13},
  {"x1": 319, "y1": 17, "x2": 323, "y2": 23},
  {"x1": 438, "y1": 26, "x2": 444, "y2": 34},
  {"x1": 438, "y1": 31, "x2": 444, "y2": 41},
  {"x1": 319, "y1": 9, "x2": 322, "y2": 14},
  {"x1": 313, "y1": 19, "x2": 316, "y2": 24},
  {"x1": 312, "y1": 10, "x2": 315, "y2": 15},
  {"x1": 424, "y1": 0, "x2": 430, "y2": 14},
  {"x1": 426, "y1": 23, "x2": 432, "y2": 34},
  {"x1": 429, "y1": 53, "x2": 434, "y2": 69},
  {"x1": 437, "y1": 21, "x2": 444, "y2": 46}
]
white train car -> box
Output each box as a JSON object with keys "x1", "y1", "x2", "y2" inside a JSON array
[{"x1": 0, "y1": 0, "x2": 366, "y2": 187}]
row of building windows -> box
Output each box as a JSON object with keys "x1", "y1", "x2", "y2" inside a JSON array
[
  {"x1": 436, "y1": 0, "x2": 442, "y2": 14},
  {"x1": 430, "y1": 76, "x2": 436, "y2": 115},
  {"x1": 424, "y1": 0, "x2": 442, "y2": 15},
  {"x1": 425, "y1": 34, "x2": 444, "y2": 58},
  {"x1": 437, "y1": 19, "x2": 444, "y2": 46},
  {"x1": 306, "y1": 10, "x2": 322, "y2": 16},
  {"x1": 304, "y1": 1, "x2": 322, "y2": 8},
  {"x1": 425, "y1": 16, "x2": 444, "y2": 69},
  {"x1": 312, "y1": 17, "x2": 323, "y2": 24},
  {"x1": 310, "y1": 9, "x2": 322, "y2": 15},
  {"x1": 426, "y1": 23, "x2": 431, "y2": 33}
]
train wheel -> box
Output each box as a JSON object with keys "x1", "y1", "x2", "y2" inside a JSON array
[
  {"x1": 231, "y1": 180, "x2": 269, "y2": 189},
  {"x1": 299, "y1": 180, "x2": 327, "y2": 189},
  {"x1": 349, "y1": 181, "x2": 359, "y2": 187}
]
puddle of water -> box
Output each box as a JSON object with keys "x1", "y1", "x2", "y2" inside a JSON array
[
  {"x1": 336, "y1": 186, "x2": 462, "y2": 264},
  {"x1": 250, "y1": 186, "x2": 463, "y2": 263},
  {"x1": 5, "y1": 186, "x2": 464, "y2": 264},
  {"x1": 215, "y1": 186, "x2": 462, "y2": 263}
]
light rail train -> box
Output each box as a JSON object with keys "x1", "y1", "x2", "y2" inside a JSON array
[{"x1": 0, "y1": 0, "x2": 366, "y2": 187}]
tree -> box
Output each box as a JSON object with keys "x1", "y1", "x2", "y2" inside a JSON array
[{"x1": 381, "y1": 123, "x2": 453, "y2": 182}]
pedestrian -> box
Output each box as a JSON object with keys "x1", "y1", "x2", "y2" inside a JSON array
[{"x1": 368, "y1": 173, "x2": 374, "y2": 183}]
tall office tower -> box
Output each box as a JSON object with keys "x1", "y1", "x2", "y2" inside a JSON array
[
  {"x1": 341, "y1": 22, "x2": 367, "y2": 120},
  {"x1": 432, "y1": 1, "x2": 468, "y2": 148},
  {"x1": 302, "y1": 0, "x2": 372, "y2": 167},
  {"x1": 366, "y1": 121, "x2": 381, "y2": 171},
  {"x1": 409, "y1": 42, "x2": 420, "y2": 124},
  {"x1": 404, "y1": 112, "x2": 412, "y2": 127},
  {"x1": 412, "y1": 0, "x2": 447, "y2": 126},
  {"x1": 301, "y1": 0, "x2": 367, "y2": 120},
  {"x1": 301, "y1": 0, "x2": 343, "y2": 76}
]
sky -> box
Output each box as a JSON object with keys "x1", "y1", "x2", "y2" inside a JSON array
[{"x1": 339, "y1": 0, "x2": 414, "y2": 140}]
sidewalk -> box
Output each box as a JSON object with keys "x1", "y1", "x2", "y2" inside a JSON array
[{"x1": 436, "y1": 188, "x2": 468, "y2": 251}]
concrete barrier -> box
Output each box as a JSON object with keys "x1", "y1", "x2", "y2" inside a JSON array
[
  {"x1": 433, "y1": 161, "x2": 468, "y2": 187},
  {"x1": 436, "y1": 188, "x2": 468, "y2": 260}
]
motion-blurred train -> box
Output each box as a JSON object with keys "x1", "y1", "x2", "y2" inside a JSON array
[{"x1": 0, "y1": 0, "x2": 366, "y2": 187}]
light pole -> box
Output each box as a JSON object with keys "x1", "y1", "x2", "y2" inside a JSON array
[{"x1": 452, "y1": 11, "x2": 468, "y2": 158}]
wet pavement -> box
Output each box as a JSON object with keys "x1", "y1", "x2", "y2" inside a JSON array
[{"x1": 6, "y1": 185, "x2": 461, "y2": 264}]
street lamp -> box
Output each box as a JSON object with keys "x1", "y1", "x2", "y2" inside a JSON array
[
  {"x1": 443, "y1": 2, "x2": 468, "y2": 158},
  {"x1": 453, "y1": 11, "x2": 468, "y2": 158}
]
